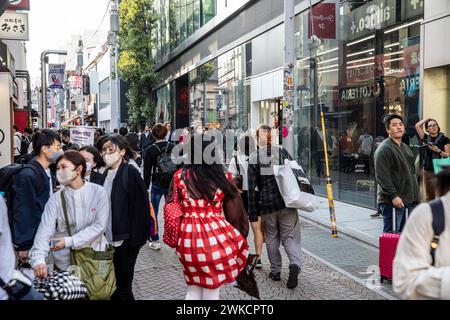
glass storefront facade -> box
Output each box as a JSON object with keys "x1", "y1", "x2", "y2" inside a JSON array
[
  {"x1": 153, "y1": 0, "x2": 217, "y2": 62},
  {"x1": 294, "y1": 0, "x2": 423, "y2": 208},
  {"x1": 154, "y1": 0, "x2": 423, "y2": 208},
  {"x1": 187, "y1": 43, "x2": 252, "y2": 130}
]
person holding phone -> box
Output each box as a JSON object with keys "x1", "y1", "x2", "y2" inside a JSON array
[
  {"x1": 415, "y1": 118, "x2": 450, "y2": 201},
  {"x1": 29, "y1": 151, "x2": 110, "y2": 278}
]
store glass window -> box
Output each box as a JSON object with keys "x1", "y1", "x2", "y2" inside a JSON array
[
  {"x1": 294, "y1": 0, "x2": 423, "y2": 208},
  {"x1": 99, "y1": 78, "x2": 110, "y2": 110}
]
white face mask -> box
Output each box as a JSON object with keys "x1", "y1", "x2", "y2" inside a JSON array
[
  {"x1": 104, "y1": 151, "x2": 122, "y2": 168},
  {"x1": 57, "y1": 169, "x2": 77, "y2": 186}
]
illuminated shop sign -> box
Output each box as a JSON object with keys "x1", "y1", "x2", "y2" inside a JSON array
[{"x1": 344, "y1": 0, "x2": 397, "y2": 41}]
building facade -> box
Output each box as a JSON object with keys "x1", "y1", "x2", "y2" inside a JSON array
[{"x1": 153, "y1": 0, "x2": 444, "y2": 209}]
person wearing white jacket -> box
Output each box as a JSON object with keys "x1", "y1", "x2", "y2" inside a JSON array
[
  {"x1": 30, "y1": 150, "x2": 110, "y2": 278},
  {"x1": 0, "y1": 197, "x2": 15, "y2": 300},
  {"x1": 393, "y1": 169, "x2": 450, "y2": 300}
]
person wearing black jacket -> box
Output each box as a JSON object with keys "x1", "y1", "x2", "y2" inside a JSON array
[
  {"x1": 79, "y1": 146, "x2": 105, "y2": 185},
  {"x1": 9, "y1": 130, "x2": 61, "y2": 264},
  {"x1": 247, "y1": 125, "x2": 302, "y2": 290},
  {"x1": 415, "y1": 118, "x2": 450, "y2": 201},
  {"x1": 143, "y1": 124, "x2": 175, "y2": 250},
  {"x1": 140, "y1": 125, "x2": 155, "y2": 161},
  {"x1": 100, "y1": 134, "x2": 151, "y2": 300}
]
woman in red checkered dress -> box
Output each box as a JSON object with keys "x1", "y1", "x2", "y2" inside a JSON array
[{"x1": 165, "y1": 133, "x2": 249, "y2": 300}]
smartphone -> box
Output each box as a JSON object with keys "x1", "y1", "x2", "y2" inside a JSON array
[{"x1": 49, "y1": 240, "x2": 56, "y2": 248}]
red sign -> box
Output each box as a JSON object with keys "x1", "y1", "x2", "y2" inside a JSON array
[
  {"x1": 308, "y1": 3, "x2": 336, "y2": 40},
  {"x1": 7, "y1": 0, "x2": 30, "y2": 11}
]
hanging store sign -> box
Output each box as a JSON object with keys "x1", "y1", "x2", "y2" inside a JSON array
[
  {"x1": 48, "y1": 64, "x2": 65, "y2": 89},
  {"x1": 308, "y1": 3, "x2": 337, "y2": 40},
  {"x1": 0, "y1": 11, "x2": 29, "y2": 40},
  {"x1": 7, "y1": 0, "x2": 30, "y2": 11},
  {"x1": 344, "y1": 0, "x2": 396, "y2": 41}
]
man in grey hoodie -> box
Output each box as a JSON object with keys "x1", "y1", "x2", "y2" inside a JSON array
[{"x1": 374, "y1": 114, "x2": 419, "y2": 233}]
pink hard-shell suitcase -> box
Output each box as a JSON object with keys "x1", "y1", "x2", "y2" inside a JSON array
[{"x1": 378, "y1": 208, "x2": 407, "y2": 283}]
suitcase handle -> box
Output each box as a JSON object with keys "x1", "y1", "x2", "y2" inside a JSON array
[{"x1": 393, "y1": 207, "x2": 409, "y2": 232}]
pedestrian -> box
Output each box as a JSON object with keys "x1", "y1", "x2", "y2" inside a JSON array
[
  {"x1": 357, "y1": 128, "x2": 374, "y2": 175},
  {"x1": 0, "y1": 197, "x2": 15, "y2": 300},
  {"x1": 100, "y1": 134, "x2": 151, "y2": 300},
  {"x1": 393, "y1": 168, "x2": 450, "y2": 300},
  {"x1": 415, "y1": 118, "x2": 450, "y2": 201},
  {"x1": 228, "y1": 133, "x2": 262, "y2": 268},
  {"x1": 94, "y1": 129, "x2": 103, "y2": 146},
  {"x1": 140, "y1": 125, "x2": 156, "y2": 161},
  {"x1": 60, "y1": 129, "x2": 73, "y2": 152},
  {"x1": 144, "y1": 123, "x2": 176, "y2": 250},
  {"x1": 29, "y1": 150, "x2": 110, "y2": 279},
  {"x1": 164, "y1": 122, "x2": 172, "y2": 142},
  {"x1": 247, "y1": 125, "x2": 303, "y2": 289},
  {"x1": 165, "y1": 133, "x2": 249, "y2": 300},
  {"x1": 9, "y1": 129, "x2": 62, "y2": 264},
  {"x1": 79, "y1": 146, "x2": 105, "y2": 185},
  {"x1": 12, "y1": 125, "x2": 23, "y2": 163},
  {"x1": 374, "y1": 114, "x2": 420, "y2": 233}
]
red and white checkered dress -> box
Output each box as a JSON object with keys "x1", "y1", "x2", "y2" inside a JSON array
[{"x1": 174, "y1": 170, "x2": 249, "y2": 289}]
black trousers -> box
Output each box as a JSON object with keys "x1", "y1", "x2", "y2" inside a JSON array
[{"x1": 111, "y1": 242, "x2": 141, "y2": 300}]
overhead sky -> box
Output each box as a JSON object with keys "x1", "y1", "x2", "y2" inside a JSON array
[{"x1": 27, "y1": 0, "x2": 111, "y2": 86}]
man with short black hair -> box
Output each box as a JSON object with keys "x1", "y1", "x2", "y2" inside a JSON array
[
  {"x1": 374, "y1": 114, "x2": 419, "y2": 233},
  {"x1": 140, "y1": 125, "x2": 155, "y2": 161},
  {"x1": 10, "y1": 129, "x2": 62, "y2": 263},
  {"x1": 119, "y1": 127, "x2": 128, "y2": 137}
]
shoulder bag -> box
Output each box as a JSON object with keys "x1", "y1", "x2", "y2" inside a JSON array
[{"x1": 61, "y1": 191, "x2": 116, "y2": 300}]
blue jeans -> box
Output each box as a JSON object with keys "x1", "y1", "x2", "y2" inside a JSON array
[
  {"x1": 379, "y1": 203, "x2": 416, "y2": 233},
  {"x1": 150, "y1": 184, "x2": 168, "y2": 241}
]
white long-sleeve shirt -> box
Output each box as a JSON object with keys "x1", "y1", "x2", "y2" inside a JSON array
[
  {"x1": 228, "y1": 153, "x2": 249, "y2": 191},
  {"x1": 0, "y1": 197, "x2": 15, "y2": 300},
  {"x1": 29, "y1": 182, "x2": 110, "y2": 271},
  {"x1": 393, "y1": 191, "x2": 450, "y2": 300}
]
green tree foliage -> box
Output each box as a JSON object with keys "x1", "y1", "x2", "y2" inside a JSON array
[{"x1": 118, "y1": 0, "x2": 158, "y2": 131}]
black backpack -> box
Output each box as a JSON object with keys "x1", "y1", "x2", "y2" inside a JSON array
[
  {"x1": 19, "y1": 136, "x2": 30, "y2": 156},
  {"x1": 0, "y1": 163, "x2": 38, "y2": 225},
  {"x1": 153, "y1": 143, "x2": 177, "y2": 188},
  {"x1": 429, "y1": 199, "x2": 446, "y2": 266}
]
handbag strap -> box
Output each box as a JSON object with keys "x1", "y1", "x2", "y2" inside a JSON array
[{"x1": 60, "y1": 191, "x2": 72, "y2": 237}]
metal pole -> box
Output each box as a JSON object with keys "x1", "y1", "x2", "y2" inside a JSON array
[
  {"x1": 283, "y1": 0, "x2": 295, "y2": 155},
  {"x1": 314, "y1": 53, "x2": 338, "y2": 237},
  {"x1": 40, "y1": 52, "x2": 47, "y2": 129},
  {"x1": 40, "y1": 50, "x2": 68, "y2": 129}
]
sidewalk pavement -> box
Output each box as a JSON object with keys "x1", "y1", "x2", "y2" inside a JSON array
[{"x1": 299, "y1": 197, "x2": 383, "y2": 248}]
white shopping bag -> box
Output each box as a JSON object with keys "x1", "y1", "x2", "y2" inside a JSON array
[{"x1": 273, "y1": 160, "x2": 319, "y2": 212}]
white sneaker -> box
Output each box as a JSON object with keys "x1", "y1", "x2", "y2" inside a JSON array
[{"x1": 150, "y1": 241, "x2": 161, "y2": 250}]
